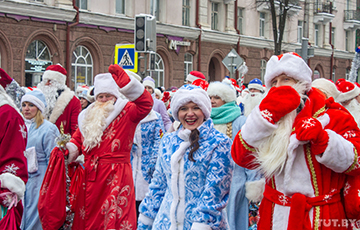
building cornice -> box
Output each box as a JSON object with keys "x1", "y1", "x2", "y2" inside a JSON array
[{"x1": 0, "y1": 1, "x2": 76, "y2": 22}]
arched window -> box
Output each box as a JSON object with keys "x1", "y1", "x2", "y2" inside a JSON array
[
  {"x1": 184, "y1": 53, "x2": 193, "y2": 82},
  {"x1": 149, "y1": 53, "x2": 164, "y2": 87},
  {"x1": 25, "y1": 40, "x2": 52, "y2": 87},
  {"x1": 71, "y1": 46, "x2": 93, "y2": 89},
  {"x1": 260, "y1": 59, "x2": 266, "y2": 82}
]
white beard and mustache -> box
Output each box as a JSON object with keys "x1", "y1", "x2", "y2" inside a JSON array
[
  {"x1": 243, "y1": 92, "x2": 264, "y2": 117},
  {"x1": 37, "y1": 80, "x2": 65, "y2": 119},
  {"x1": 82, "y1": 100, "x2": 115, "y2": 151},
  {"x1": 344, "y1": 99, "x2": 360, "y2": 128},
  {"x1": 255, "y1": 82, "x2": 309, "y2": 178}
]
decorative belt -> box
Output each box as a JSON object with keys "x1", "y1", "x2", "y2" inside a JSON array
[{"x1": 263, "y1": 184, "x2": 341, "y2": 230}]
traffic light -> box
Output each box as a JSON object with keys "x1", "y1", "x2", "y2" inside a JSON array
[{"x1": 134, "y1": 14, "x2": 156, "y2": 53}]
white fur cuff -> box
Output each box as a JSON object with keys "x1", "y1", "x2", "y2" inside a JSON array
[
  {"x1": 139, "y1": 214, "x2": 154, "y2": 226},
  {"x1": 191, "y1": 222, "x2": 212, "y2": 230},
  {"x1": 66, "y1": 142, "x2": 79, "y2": 163},
  {"x1": 241, "y1": 106, "x2": 277, "y2": 147},
  {"x1": 119, "y1": 75, "x2": 145, "y2": 101},
  {"x1": 245, "y1": 178, "x2": 265, "y2": 202}
]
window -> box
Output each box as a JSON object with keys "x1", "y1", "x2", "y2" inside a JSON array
[
  {"x1": 314, "y1": 24, "x2": 319, "y2": 46},
  {"x1": 297, "y1": 21, "x2": 303, "y2": 43},
  {"x1": 184, "y1": 53, "x2": 193, "y2": 82},
  {"x1": 71, "y1": 46, "x2": 93, "y2": 90},
  {"x1": 346, "y1": 68, "x2": 350, "y2": 79},
  {"x1": 260, "y1": 59, "x2": 266, "y2": 82},
  {"x1": 331, "y1": 27, "x2": 335, "y2": 47},
  {"x1": 237, "y1": 8, "x2": 244, "y2": 34},
  {"x1": 151, "y1": 0, "x2": 160, "y2": 20},
  {"x1": 25, "y1": 40, "x2": 52, "y2": 87},
  {"x1": 75, "y1": 0, "x2": 87, "y2": 10},
  {"x1": 211, "y1": 3, "x2": 219, "y2": 30},
  {"x1": 116, "y1": 0, "x2": 125, "y2": 14},
  {"x1": 259, "y1": 12, "x2": 265, "y2": 37},
  {"x1": 347, "y1": 0, "x2": 350, "y2": 10},
  {"x1": 182, "y1": 0, "x2": 190, "y2": 26},
  {"x1": 345, "y1": 30, "x2": 350, "y2": 51},
  {"x1": 332, "y1": 68, "x2": 336, "y2": 82},
  {"x1": 149, "y1": 53, "x2": 164, "y2": 87}
]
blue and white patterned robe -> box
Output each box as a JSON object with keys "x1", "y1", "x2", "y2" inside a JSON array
[
  {"x1": 138, "y1": 119, "x2": 233, "y2": 230},
  {"x1": 21, "y1": 119, "x2": 59, "y2": 230},
  {"x1": 131, "y1": 110, "x2": 165, "y2": 201}
]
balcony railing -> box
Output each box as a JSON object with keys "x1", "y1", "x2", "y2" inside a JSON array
[
  {"x1": 344, "y1": 10, "x2": 360, "y2": 21},
  {"x1": 314, "y1": 3, "x2": 334, "y2": 14}
]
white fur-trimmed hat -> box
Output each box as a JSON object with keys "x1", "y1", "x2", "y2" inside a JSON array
[
  {"x1": 207, "y1": 78, "x2": 237, "y2": 103},
  {"x1": 42, "y1": 64, "x2": 67, "y2": 85},
  {"x1": 154, "y1": 88, "x2": 162, "y2": 99},
  {"x1": 93, "y1": 73, "x2": 121, "y2": 99},
  {"x1": 186, "y1": 71, "x2": 206, "y2": 83},
  {"x1": 248, "y1": 78, "x2": 265, "y2": 93},
  {"x1": 311, "y1": 78, "x2": 340, "y2": 99},
  {"x1": 143, "y1": 76, "x2": 155, "y2": 91},
  {"x1": 171, "y1": 84, "x2": 211, "y2": 122},
  {"x1": 336, "y1": 79, "x2": 360, "y2": 102},
  {"x1": 21, "y1": 89, "x2": 47, "y2": 114},
  {"x1": 264, "y1": 52, "x2": 312, "y2": 88},
  {"x1": 124, "y1": 70, "x2": 142, "y2": 82}
]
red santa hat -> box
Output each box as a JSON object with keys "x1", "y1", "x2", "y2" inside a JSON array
[
  {"x1": 207, "y1": 78, "x2": 237, "y2": 103},
  {"x1": 186, "y1": 71, "x2": 206, "y2": 83},
  {"x1": 42, "y1": 64, "x2": 67, "y2": 85},
  {"x1": 93, "y1": 73, "x2": 121, "y2": 99},
  {"x1": 336, "y1": 79, "x2": 360, "y2": 102},
  {"x1": 264, "y1": 52, "x2": 312, "y2": 89},
  {"x1": 311, "y1": 78, "x2": 340, "y2": 99},
  {"x1": 0, "y1": 68, "x2": 13, "y2": 89},
  {"x1": 192, "y1": 79, "x2": 209, "y2": 91}
]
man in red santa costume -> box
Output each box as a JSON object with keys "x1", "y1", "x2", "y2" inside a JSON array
[
  {"x1": 65, "y1": 64, "x2": 153, "y2": 229},
  {"x1": 0, "y1": 68, "x2": 28, "y2": 228},
  {"x1": 232, "y1": 52, "x2": 360, "y2": 230},
  {"x1": 37, "y1": 64, "x2": 81, "y2": 135}
]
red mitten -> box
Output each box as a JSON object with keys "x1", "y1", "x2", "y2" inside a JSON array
[
  {"x1": 108, "y1": 64, "x2": 130, "y2": 88},
  {"x1": 295, "y1": 117, "x2": 329, "y2": 155},
  {"x1": 162, "y1": 91, "x2": 170, "y2": 103},
  {"x1": 259, "y1": 86, "x2": 301, "y2": 123}
]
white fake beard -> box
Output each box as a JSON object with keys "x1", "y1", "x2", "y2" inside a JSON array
[
  {"x1": 37, "y1": 81, "x2": 65, "y2": 119},
  {"x1": 344, "y1": 99, "x2": 360, "y2": 128},
  {"x1": 82, "y1": 100, "x2": 115, "y2": 151},
  {"x1": 243, "y1": 92, "x2": 264, "y2": 117},
  {"x1": 255, "y1": 81, "x2": 308, "y2": 178}
]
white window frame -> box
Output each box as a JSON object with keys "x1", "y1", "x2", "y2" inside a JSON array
[
  {"x1": 184, "y1": 53, "x2": 193, "y2": 82},
  {"x1": 345, "y1": 30, "x2": 350, "y2": 51},
  {"x1": 211, "y1": 2, "x2": 219, "y2": 30},
  {"x1": 149, "y1": 53, "x2": 165, "y2": 87},
  {"x1": 182, "y1": 0, "x2": 190, "y2": 26},
  {"x1": 259, "y1": 12, "x2": 265, "y2": 37},
  {"x1": 314, "y1": 24, "x2": 319, "y2": 46},
  {"x1": 331, "y1": 27, "x2": 335, "y2": 47},
  {"x1": 76, "y1": 0, "x2": 87, "y2": 10},
  {"x1": 71, "y1": 45, "x2": 94, "y2": 90},
  {"x1": 260, "y1": 59, "x2": 266, "y2": 82},
  {"x1": 237, "y1": 7, "x2": 244, "y2": 34},
  {"x1": 297, "y1": 21, "x2": 303, "y2": 43},
  {"x1": 115, "y1": 0, "x2": 125, "y2": 15}
]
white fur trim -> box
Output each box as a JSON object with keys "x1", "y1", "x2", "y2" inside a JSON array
[
  {"x1": 170, "y1": 129, "x2": 191, "y2": 229},
  {"x1": 42, "y1": 69, "x2": 66, "y2": 85},
  {"x1": 124, "y1": 70, "x2": 141, "y2": 82},
  {"x1": 21, "y1": 94, "x2": 45, "y2": 114},
  {"x1": 311, "y1": 79, "x2": 340, "y2": 99},
  {"x1": 264, "y1": 53, "x2": 312, "y2": 88},
  {"x1": 66, "y1": 142, "x2": 79, "y2": 163},
  {"x1": 140, "y1": 110, "x2": 158, "y2": 124},
  {"x1": 185, "y1": 74, "x2": 198, "y2": 83},
  {"x1": 143, "y1": 79, "x2": 155, "y2": 91},
  {"x1": 191, "y1": 222, "x2": 212, "y2": 230},
  {"x1": 0, "y1": 86, "x2": 23, "y2": 116},
  {"x1": 241, "y1": 106, "x2": 278, "y2": 147},
  {"x1": 207, "y1": 81, "x2": 237, "y2": 103},
  {"x1": 49, "y1": 87, "x2": 75, "y2": 123},
  {"x1": 336, "y1": 86, "x2": 360, "y2": 102},
  {"x1": 248, "y1": 83, "x2": 265, "y2": 92},
  {"x1": 245, "y1": 178, "x2": 265, "y2": 202},
  {"x1": 139, "y1": 214, "x2": 154, "y2": 226},
  {"x1": 120, "y1": 75, "x2": 145, "y2": 101},
  {"x1": 315, "y1": 129, "x2": 355, "y2": 173},
  {"x1": 78, "y1": 98, "x2": 129, "y2": 135},
  {"x1": 94, "y1": 73, "x2": 121, "y2": 99}
]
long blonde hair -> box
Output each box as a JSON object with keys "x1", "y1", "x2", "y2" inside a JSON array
[{"x1": 34, "y1": 110, "x2": 44, "y2": 129}]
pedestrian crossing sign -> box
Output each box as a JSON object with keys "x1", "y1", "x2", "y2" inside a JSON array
[{"x1": 114, "y1": 44, "x2": 138, "y2": 72}]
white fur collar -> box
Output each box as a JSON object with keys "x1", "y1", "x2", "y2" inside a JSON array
[
  {"x1": 78, "y1": 98, "x2": 129, "y2": 136},
  {"x1": 140, "y1": 110, "x2": 158, "y2": 124},
  {"x1": 49, "y1": 87, "x2": 75, "y2": 123},
  {"x1": 0, "y1": 87, "x2": 23, "y2": 117}
]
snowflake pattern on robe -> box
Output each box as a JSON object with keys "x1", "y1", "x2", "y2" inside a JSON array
[{"x1": 138, "y1": 119, "x2": 233, "y2": 230}]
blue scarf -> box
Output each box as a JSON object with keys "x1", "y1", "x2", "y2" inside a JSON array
[{"x1": 211, "y1": 101, "x2": 241, "y2": 124}]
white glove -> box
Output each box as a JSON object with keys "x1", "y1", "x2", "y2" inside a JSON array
[
  {"x1": 66, "y1": 142, "x2": 79, "y2": 163},
  {"x1": 0, "y1": 172, "x2": 26, "y2": 201}
]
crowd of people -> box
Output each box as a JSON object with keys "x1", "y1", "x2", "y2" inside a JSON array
[{"x1": 0, "y1": 51, "x2": 359, "y2": 230}]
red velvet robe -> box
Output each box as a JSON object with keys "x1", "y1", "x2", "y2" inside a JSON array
[
  {"x1": 69, "y1": 76, "x2": 153, "y2": 229},
  {"x1": 0, "y1": 104, "x2": 28, "y2": 228},
  {"x1": 232, "y1": 88, "x2": 360, "y2": 230}
]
